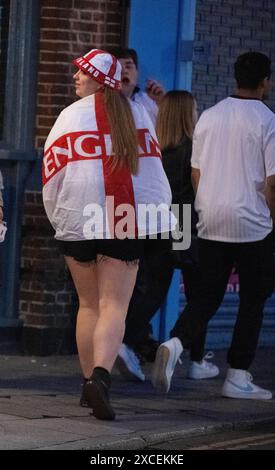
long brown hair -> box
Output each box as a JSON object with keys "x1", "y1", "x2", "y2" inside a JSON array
[
  {"x1": 104, "y1": 87, "x2": 138, "y2": 175},
  {"x1": 156, "y1": 90, "x2": 196, "y2": 151}
]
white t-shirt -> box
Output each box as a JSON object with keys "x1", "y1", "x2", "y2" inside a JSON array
[
  {"x1": 191, "y1": 96, "x2": 275, "y2": 242},
  {"x1": 132, "y1": 90, "x2": 158, "y2": 127}
]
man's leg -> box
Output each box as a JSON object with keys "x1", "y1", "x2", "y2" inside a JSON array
[
  {"x1": 123, "y1": 251, "x2": 174, "y2": 348},
  {"x1": 116, "y1": 250, "x2": 174, "y2": 381},
  {"x1": 171, "y1": 239, "x2": 233, "y2": 348},
  {"x1": 182, "y1": 264, "x2": 206, "y2": 361},
  {"x1": 152, "y1": 239, "x2": 233, "y2": 392},
  {"x1": 222, "y1": 233, "x2": 273, "y2": 400},
  {"x1": 182, "y1": 263, "x2": 220, "y2": 379},
  {"x1": 227, "y1": 233, "x2": 274, "y2": 369}
]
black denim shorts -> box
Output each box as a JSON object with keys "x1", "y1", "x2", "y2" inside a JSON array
[{"x1": 57, "y1": 236, "x2": 171, "y2": 263}]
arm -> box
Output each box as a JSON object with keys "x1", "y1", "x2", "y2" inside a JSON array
[
  {"x1": 191, "y1": 167, "x2": 200, "y2": 195},
  {"x1": 265, "y1": 175, "x2": 275, "y2": 227},
  {"x1": 190, "y1": 118, "x2": 203, "y2": 195}
]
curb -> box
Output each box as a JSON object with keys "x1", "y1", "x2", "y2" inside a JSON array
[{"x1": 91, "y1": 415, "x2": 275, "y2": 450}]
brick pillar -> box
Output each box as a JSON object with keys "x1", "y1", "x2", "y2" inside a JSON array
[{"x1": 20, "y1": 191, "x2": 78, "y2": 354}]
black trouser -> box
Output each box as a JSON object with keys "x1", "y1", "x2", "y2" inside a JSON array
[
  {"x1": 171, "y1": 234, "x2": 274, "y2": 370},
  {"x1": 123, "y1": 249, "x2": 207, "y2": 362}
]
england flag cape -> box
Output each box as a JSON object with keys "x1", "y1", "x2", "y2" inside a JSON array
[{"x1": 42, "y1": 92, "x2": 176, "y2": 240}]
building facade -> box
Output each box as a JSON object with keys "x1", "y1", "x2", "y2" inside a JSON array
[{"x1": 0, "y1": 0, "x2": 274, "y2": 354}]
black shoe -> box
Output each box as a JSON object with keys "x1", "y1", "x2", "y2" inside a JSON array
[
  {"x1": 83, "y1": 377, "x2": 115, "y2": 420},
  {"x1": 79, "y1": 381, "x2": 89, "y2": 408}
]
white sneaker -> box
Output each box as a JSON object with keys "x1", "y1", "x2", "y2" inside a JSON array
[
  {"x1": 151, "y1": 337, "x2": 183, "y2": 393},
  {"x1": 222, "y1": 368, "x2": 272, "y2": 400},
  {"x1": 187, "y1": 351, "x2": 219, "y2": 379},
  {"x1": 115, "y1": 343, "x2": 145, "y2": 382}
]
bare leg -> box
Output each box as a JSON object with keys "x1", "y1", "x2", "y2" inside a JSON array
[
  {"x1": 94, "y1": 257, "x2": 139, "y2": 372},
  {"x1": 65, "y1": 257, "x2": 99, "y2": 379}
]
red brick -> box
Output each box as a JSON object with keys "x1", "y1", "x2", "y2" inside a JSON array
[
  {"x1": 23, "y1": 203, "x2": 45, "y2": 215},
  {"x1": 38, "y1": 72, "x2": 72, "y2": 84},
  {"x1": 37, "y1": 115, "x2": 60, "y2": 126},
  {"x1": 40, "y1": 51, "x2": 70, "y2": 63},
  {"x1": 37, "y1": 105, "x2": 63, "y2": 115},
  {"x1": 43, "y1": 0, "x2": 73, "y2": 8},
  {"x1": 25, "y1": 192, "x2": 35, "y2": 203},
  {"x1": 54, "y1": 316, "x2": 72, "y2": 328},
  {"x1": 20, "y1": 281, "x2": 31, "y2": 289},
  {"x1": 105, "y1": 33, "x2": 121, "y2": 43},
  {"x1": 40, "y1": 40, "x2": 70, "y2": 51},
  {"x1": 42, "y1": 30, "x2": 77, "y2": 41},
  {"x1": 20, "y1": 302, "x2": 30, "y2": 312},
  {"x1": 80, "y1": 11, "x2": 92, "y2": 20},
  {"x1": 42, "y1": 7, "x2": 77, "y2": 19},
  {"x1": 34, "y1": 193, "x2": 43, "y2": 204},
  {"x1": 75, "y1": 0, "x2": 100, "y2": 8},
  {"x1": 107, "y1": 23, "x2": 122, "y2": 34},
  {"x1": 41, "y1": 18, "x2": 72, "y2": 29},
  {"x1": 38, "y1": 95, "x2": 67, "y2": 106},
  {"x1": 106, "y1": 12, "x2": 121, "y2": 22},
  {"x1": 72, "y1": 21, "x2": 98, "y2": 32},
  {"x1": 77, "y1": 33, "x2": 93, "y2": 43},
  {"x1": 25, "y1": 314, "x2": 55, "y2": 327},
  {"x1": 39, "y1": 63, "x2": 70, "y2": 74}
]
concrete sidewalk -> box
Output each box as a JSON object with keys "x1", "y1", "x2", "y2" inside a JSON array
[{"x1": 0, "y1": 348, "x2": 275, "y2": 450}]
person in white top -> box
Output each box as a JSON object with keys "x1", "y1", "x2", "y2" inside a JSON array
[
  {"x1": 42, "y1": 49, "x2": 174, "y2": 420},
  {"x1": 106, "y1": 47, "x2": 165, "y2": 126},
  {"x1": 152, "y1": 52, "x2": 275, "y2": 401}
]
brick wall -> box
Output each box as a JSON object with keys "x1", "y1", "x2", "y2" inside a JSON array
[
  {"x1": 20, "y1": 0, "x2": 126, "y2": 354},
  {"x1": 20, "y1": 191, "x2": 78, "y2": 354},
  {"x1": 192, "y1": 0, "x2": 275, "y2": 113},
  {"x1": 36, "y1": 0, "x2": 126, "y2": 147}
]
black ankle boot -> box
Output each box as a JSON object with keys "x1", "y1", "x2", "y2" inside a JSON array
[
  {"x1": 84, "y1": 376, "x2": 115, "y2": 421},
  {"x1": 79, "y1": 379, "x2": 90, "y2": 408}
]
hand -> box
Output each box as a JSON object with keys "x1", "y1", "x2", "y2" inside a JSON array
[
  {"x1": 145, "y1": 79, "x2": 165, "y2": 104},
  {"x1": 0, "y1": 206, "x2": 3, "y2": 222}
]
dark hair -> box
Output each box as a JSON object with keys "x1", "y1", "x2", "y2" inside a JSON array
[
  {"x1": 105, "y1": 47, "x2": 138, "y2": 69},
  {"x1": 234, "y1": 52, "x2": 271, "y2": 89}
]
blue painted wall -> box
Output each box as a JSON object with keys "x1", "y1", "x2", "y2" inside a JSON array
[
  {"x1": 128, "y1": 0, "x2": 196, "y2": 93},
  {"x1": 128, "y1": 0, "x2": 180, "y2": 91}
]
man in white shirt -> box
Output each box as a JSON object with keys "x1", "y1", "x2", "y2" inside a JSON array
[
  {"x1": 152, "y1": 52, "x2": 275, "y2": 400},
  {"x1": 107, "y1": 47, "x2": 165, "y2": 126}
]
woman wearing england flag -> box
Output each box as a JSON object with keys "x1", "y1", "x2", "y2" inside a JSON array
[{"x1": 42, "y1": 49, "x2": 175, "y2": 420}]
